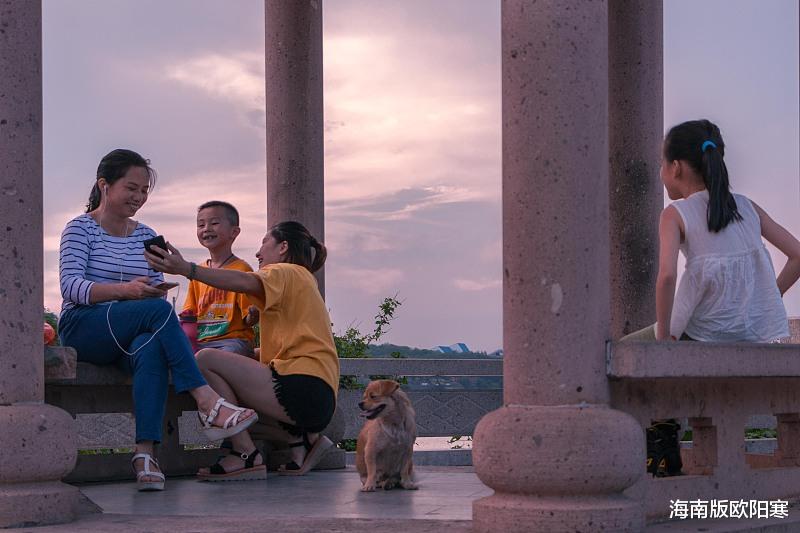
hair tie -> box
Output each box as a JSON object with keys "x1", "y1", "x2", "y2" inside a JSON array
[{"x1": 701, "y1": 140, "x2": 717, "y2": 153}]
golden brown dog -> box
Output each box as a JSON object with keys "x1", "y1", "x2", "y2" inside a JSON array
[{"x1": 356, "y1": 380, "x2": 417, "y2": 492}]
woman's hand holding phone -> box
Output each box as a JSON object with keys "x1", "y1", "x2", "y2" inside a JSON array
[
  {"x1": 144, "y1": 242, "x2": 192, "y2": 277},
  {"x1": 152, "y1": 281, "x2": 179, "y2": 291},
  {"x1": 123, "y1": 276, "x2": 167, "y2": 299}
]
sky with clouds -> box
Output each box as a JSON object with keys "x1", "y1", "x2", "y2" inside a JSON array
[{"x1": 42, "y1": 1, "x2": 798, "y2": 352}]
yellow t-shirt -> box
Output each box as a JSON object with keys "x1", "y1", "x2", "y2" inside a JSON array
[
  {"x1": 182, "y1": 258, "x2": 255, "y2": 343},
  {"x1": 249, "y1": 263, "x2": 339, "y2": 397}
]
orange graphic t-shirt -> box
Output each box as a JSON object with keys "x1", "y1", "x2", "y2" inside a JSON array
[{"x1": 182, "y1": 258, "x2": 255, "y2": 343}]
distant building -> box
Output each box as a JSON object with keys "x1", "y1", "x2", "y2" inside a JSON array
[
  {"x1": 433, "y1": 342, "x2": 470, "y2": 354},
  {"x1": 788, "y1": 317, "x2": 800, "y2": 344},
  {"x1": 488, "y1": 349, "x2": 504, "y2": 358}
]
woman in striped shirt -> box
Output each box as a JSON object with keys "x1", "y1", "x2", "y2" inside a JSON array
[{"x1": 58, "y1": 149, "x2": 257, "y2": 491}]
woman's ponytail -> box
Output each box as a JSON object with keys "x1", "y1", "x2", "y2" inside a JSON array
[
  {"x1": 663, "y1": 119, "x2": 741, "y2": 232},
  {"x1": 85, "y1": 182, "x2": 101, "y2": 213},
  {"x1": 269, "y1": 221, "x2": 327, "y2": 273},
  {"x1": 309, "y1": 237, "x2": 327, "y2": 273}
]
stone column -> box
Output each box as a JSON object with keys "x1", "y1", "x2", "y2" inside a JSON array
[
  {"x1": 472, "y1": 2, "x2": 644, "y2": 531},
  {"x1": 263, "y1": 3, "x2": 345, "y2": 465},
  {"x1": 265, "y1": 0, "x2": 325, "y2": 295},
  {"x1": 0, "y1": 0, "x2": 79, "y2": 527},
  {"x1": 608, "y1": 1, "x2": 663, "y2": 338}
]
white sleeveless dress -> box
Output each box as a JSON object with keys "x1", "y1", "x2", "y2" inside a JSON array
[{"x1": 669, "y1": 190, "x2": 789, "y2": 342}]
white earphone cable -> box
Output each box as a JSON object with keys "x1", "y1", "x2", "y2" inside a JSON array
[
  {"x1": 98, "y1": 197, "x2": 178, "y2": 357},
  {"x1": 105, "y1": 286, "x2": 179, "y2": 358}
]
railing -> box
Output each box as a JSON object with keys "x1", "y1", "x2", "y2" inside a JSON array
[
  {"x1": 609, "y1": 340, "x2": 800, "y2": 519},
  {"x1": 338, "y1": 358, "x2": 503, "y2": 440}
]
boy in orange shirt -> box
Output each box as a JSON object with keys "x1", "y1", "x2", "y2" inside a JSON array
[{"x1": 181, "y1": 201, "x2": 257, "y2": 358}]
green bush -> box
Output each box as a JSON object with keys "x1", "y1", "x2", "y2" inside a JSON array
[
  {"x1": 745, "y1": 428, "x2": 777, "y2": 439},
  {"x1": 681, "y1": 428, "x2": 778, "y2": 442},
  {"x1": 335, "y1": 295, "x2": 403, "y2": 390},
  {"x1": 337, "y1": 439, "x2": 357, "y2": 452},
  {"x1": 335, "y1": 296, "x2": 404, "y2": 453}
]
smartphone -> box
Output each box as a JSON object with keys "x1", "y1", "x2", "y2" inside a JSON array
[
  {"x1": 143, "y1": 235, "x2": 167, "y2": 258},
  {"x1": 152, "y1": 281, "x2": 179, "y2": 291}
]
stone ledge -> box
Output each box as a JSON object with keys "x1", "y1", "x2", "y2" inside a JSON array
[
  {"x1": 46, "y1": 360, "x2": 128, "y2": 386},
  {"x1": 44, "y1": 346, "x2": 77, "y2": 381},
  {"x1": 609, "y1": 341, "x2": 800, "y2": 379},
  {"x1": 46, "y1": 358, "x2": 503, "y2": 386},
  {"x1": 340, "y1": 358, "x2": 502, "y2": 376}
]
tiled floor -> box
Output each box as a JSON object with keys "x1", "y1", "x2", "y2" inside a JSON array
[
  {"x1": 20, "y1": 470, "x2": 800, "y2": 532},
  {"x1": 78, "y1": 466, "x2": 490, "y2": 522}
]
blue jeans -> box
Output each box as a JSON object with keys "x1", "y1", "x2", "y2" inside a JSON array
[{"x1": 59, "y1": 298, "x2": 207, "y2": 443}]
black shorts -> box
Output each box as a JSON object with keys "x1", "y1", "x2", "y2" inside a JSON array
[{"x1": 271, "y1": 367, "x2": 335, "y2": 437}]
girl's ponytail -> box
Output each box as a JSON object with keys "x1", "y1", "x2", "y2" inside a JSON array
[
  {"x1": 663, "y1": 119, "x2": 741, "y2": 232},
  {"x1": 700, "y1": 122, "x2": 741, "y2": 232}
]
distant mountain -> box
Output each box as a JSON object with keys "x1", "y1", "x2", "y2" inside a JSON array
[
  {"x1": 366, "y1": 343, "x2": 498, "y2": 359},
  {"x1": 357, "y1": 343, "x2": 503, "y2": 391}
]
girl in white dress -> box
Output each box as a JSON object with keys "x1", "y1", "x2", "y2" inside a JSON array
[{"x1": 627, "y1": 119, "x2": 800, "y2": 342}]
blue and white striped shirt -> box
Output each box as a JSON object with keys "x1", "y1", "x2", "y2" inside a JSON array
[{"x1": 59, "y1": 214, "x2": 164, "y2": 312}]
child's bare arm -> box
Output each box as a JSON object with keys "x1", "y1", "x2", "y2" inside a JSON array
[
  {"x1": 655, "y1": 206, "x2": 682, "y2": 340},
  {"x1": 753, "y1": 202, "x2": 800, "y2": 296}
]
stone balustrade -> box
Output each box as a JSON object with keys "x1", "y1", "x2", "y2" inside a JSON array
[{"x1": 609, "y1": 341, "x2": 800, "y2": 519}]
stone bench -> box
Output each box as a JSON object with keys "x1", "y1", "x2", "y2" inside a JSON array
[
  {"x1": 45, "y1": 348, "x2": 504, "y2": 482},
  {"x1": 44, "y1": 347, "x2": 346, "y2": 482}
]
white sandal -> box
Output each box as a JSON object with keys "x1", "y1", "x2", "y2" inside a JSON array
[
  {"x1": 132, "y1": 453, "x2": 165, "y2": 491},
  {"x1": 198, "y1": 397, "x2": 258, "y2": 441}
]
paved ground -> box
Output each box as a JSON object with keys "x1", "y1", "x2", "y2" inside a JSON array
[
  {"x1": 16, "y1": 467, "x2": 800, "y2": 532},
  {"x1": 22, "y1": 515, "x2": 472, "y2": 533},
  {"x1": 80, "y1": 466, "x2": 487, "y2": 521},
  {"x1": 19, "y1": 467, "x2": 484, "y2": 532}
]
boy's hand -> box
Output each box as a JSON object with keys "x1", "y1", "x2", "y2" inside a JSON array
[{"x1": 244, "y1": 305, "x2": 260, "y2": 327}]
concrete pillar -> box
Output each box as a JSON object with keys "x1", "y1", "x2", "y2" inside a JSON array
[
  {"x1": 472, "y1": 2, "x2": 644, "y2": 531},
  {"x1": 264, "y1": 0, "x2": 325, "y2": 295},
  {"x1": 0, "y1": 1, "x2": 79, "y2": 527},
  {"x1": 687, "y1": 417, "x2": 717, "y2": 475},
  {"x1": 775, "y1": 413, "x2": 800, "y2": 466},
  {"x1": 608, "y1": 0, "x2": 663, "y2": 337}
]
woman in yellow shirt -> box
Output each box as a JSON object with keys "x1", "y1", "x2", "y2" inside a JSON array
[{"x1": 146, "y1": 221, "x2": 339, "y2": 479}]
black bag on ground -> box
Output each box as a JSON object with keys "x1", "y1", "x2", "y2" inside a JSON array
[{"x1": 646, "y1": 419, "x2": 683, "y2": 477}]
